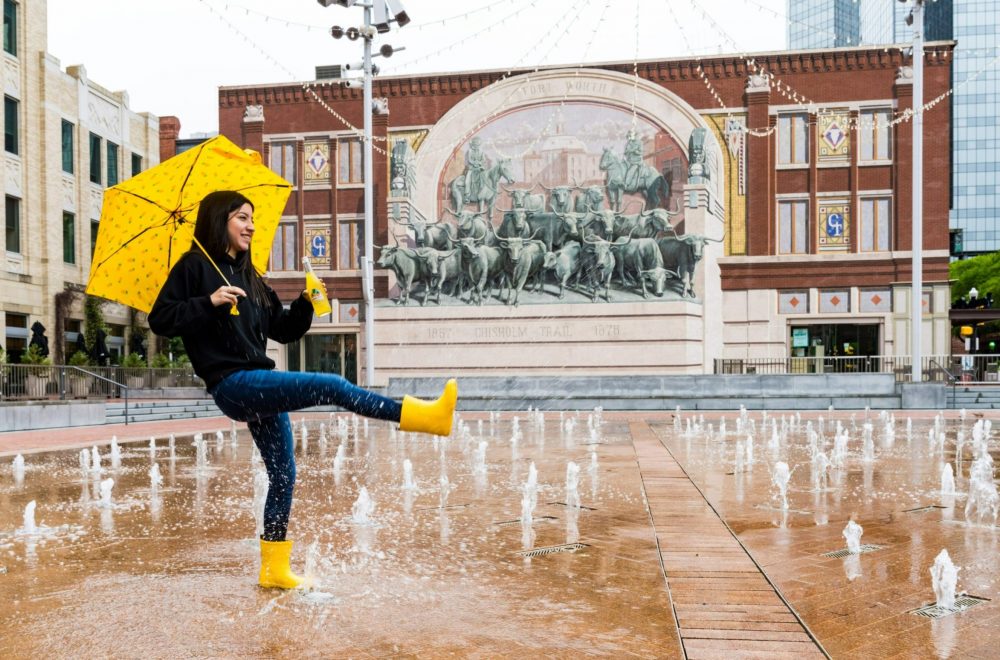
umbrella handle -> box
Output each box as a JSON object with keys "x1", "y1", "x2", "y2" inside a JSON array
[{"x1": 191, "y1": 236, "x2": 240, "y2": 316}]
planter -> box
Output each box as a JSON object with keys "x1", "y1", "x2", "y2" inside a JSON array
[
  {"x1": 155, "y1": 375, "x2": 175, "y2": 389},
  {"x1": 70, "y1": 376, "x2": 93, "y2": 397},
  {"x1": 126, "y1": 376, "x2": 146, "y2": 391},
  {"x1": 26, "y1": 374, "x2": 50, "y2": 398}
]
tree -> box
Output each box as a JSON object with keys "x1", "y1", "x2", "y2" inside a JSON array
[{"x1": 950, "y1": 253, "x2": 1000, "y2": 302}]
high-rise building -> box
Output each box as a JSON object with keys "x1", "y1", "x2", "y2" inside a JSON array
[
  {"x1": 790, "y1": 0, "x2": 997, "y2": 256},
  {"x1": 788, "y1": 0, "x2": 861, "y2": 49}
]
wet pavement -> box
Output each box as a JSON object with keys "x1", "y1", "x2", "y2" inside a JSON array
[{"x1": 0, "y1": 408, "x2": 997, "y2": 658}]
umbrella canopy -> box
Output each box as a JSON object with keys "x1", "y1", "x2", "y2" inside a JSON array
[{"x1": 86, "y1": 135, "x2": 292, "y2": 313}]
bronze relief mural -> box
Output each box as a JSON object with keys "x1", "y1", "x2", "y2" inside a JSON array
[{"x1": 382, "y1": 101, "x2": 722, "y2": 307}]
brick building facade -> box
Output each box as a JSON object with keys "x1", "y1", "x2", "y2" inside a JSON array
[{"x1": 218, "y1": 43, "x2": 954, "y2": 384}]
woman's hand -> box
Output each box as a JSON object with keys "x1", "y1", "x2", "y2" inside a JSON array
[{"x1": 210, "y1": 285, "x2": 247, "y2": 308}]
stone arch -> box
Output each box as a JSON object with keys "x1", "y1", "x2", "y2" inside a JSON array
[{"x1": 412, "y1": 67, "x2": 726, "y2": 218}]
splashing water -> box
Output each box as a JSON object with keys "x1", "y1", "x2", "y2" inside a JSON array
[
  {"x1": 149, "y1": 463, "x2": 163, "y2": 494},
  {"x1": 402, "y1": 459, "x2": 416, "y2": 491},
  {"x1": 931, "y1": 549, "x2": 960, "y2": 609},
  {"x1": 230, "y1": 421, "x2": 239, "y2": 447},
  {"x1": 20, "y1": 500, "x2": 36, "y2": 535},
  {"x1": 253, "y1": 468, "x2": 268, "y2": 538},
  {"x1": 215, "y1": 430, "x2": 224, "y2": 448},
  {"x1": 351, "y1": 487, "x2": 375, "y2": 524},
  {"x1": 964, "y1": 451, "x2": 999, "y2": 526},
  {"x1": 861, "y1": 424, "x2": 875, "y2": 464},
  {"x1": 566, "y1": 462, "x2": 580, "y2": 509},
  {"x1": 439, "y1": 474, "x2": 450, "y2": 509},
  {"x1": 12, "y1": 454, "x2": 25, "y2": 483},
  {"x1": 772, "y1": 462, "x2": 791, "y2": 510},
  {"x1": 472, "y1": 441, "x2": 487, "y2": 476},
  {"x1": 149, "y1": 436, "x2": 157, "y2": 453},
  {"x1": 521, "y1": 462, "x2": 539, "y2": 525},
  {"x1": 843, "y1": 519, "x2": 863, "y2": 553},
  {"x1": 195, "y1": 437, "x2": 209, "y2": 473},
  {"x1": 110, "y1": 438, "x2": 121, "y2": 469},
  {"x1": 941, "y1": 463, "x2": 956, "y2": 496},
  {"x1": 744, "y1": 435, "x2": 754, "y2": 467},
  {"x1": 91, "y1": 446, "x2": 102, "y2": 474},
  {"x1": 98, "y1": 478, "x2": 115, "y2": 508},
  {"x1": 734, "y1": 439, "x2": 745, "y2": 474},
  {"x1": 811, "y1": 451, "x2": 830, "y2": 491},
  {"x1": 79, "y1": 448, "x2": 90, "y2": 473}
]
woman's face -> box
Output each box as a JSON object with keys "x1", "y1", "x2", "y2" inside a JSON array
[{"x1": 226, "y1": 203, "x2": 254, "y2": 256}]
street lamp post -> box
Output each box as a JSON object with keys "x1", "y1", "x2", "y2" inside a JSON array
[
  {"x1": 318, "y1": 0, "x2": 409, "y2": 387},
  {"x1": 909, "y1": 0, "x2": 925, "y2": 383}
]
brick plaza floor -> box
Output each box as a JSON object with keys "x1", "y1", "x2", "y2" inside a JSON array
[{"x1": 0, "y1": 408, "x2": 996, "y2": 658}]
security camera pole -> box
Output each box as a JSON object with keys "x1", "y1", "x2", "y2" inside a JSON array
[
  {"x1": 319, "y1": 0, "x2": 408, "y2": 386},
  {"x1": 909, "y1": 0, "x2": 925, "y2": 383}
]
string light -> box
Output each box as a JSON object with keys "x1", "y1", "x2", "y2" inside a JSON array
[{"x1": 198, "y1": 0, "x2": 389, "y2": 154}]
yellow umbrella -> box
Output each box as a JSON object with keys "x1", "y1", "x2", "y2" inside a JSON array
[{"x1": 86, "y1": 135, "x2": 292, "y2": 313}]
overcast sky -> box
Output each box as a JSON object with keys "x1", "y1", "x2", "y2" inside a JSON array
[{"x1": 46, "y1": 0, "x2": 790, "y2": 138}]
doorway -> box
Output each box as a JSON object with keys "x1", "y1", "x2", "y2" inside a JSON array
[
  {"x1": 788, "y1": 323, "x2": 881, "y2": 372},
  {"x1": 286, "y1": 333, "x2": 358, "y2": 383}
]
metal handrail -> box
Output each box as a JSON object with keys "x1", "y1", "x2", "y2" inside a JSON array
[{"x1": 65, "y1": 366, "x2": 130, "y2": 425}]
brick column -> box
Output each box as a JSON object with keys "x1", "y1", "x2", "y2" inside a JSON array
[
  {"x1": 808, "y1": 113, "x2": 818, "y2": 254},
  {"x1": 894, "y1": 66, "x2": 914, "y2": 252},
  {"x1": 745, "y1": 74, "x2": 771, "y2": 256},
  {"x1": 240, "y1": 104, "x2": 265, "y2": 154},
  {"x1": 329, "y1": 137, "x2": 339, "y2": 269},
  {"x1": 296, "y1": 139, "x2": 305, "y2": 272},
  {"x1": 372, "y1": 99, "x2": 390, "y2": 249},
  {"x1": 849, "y1": 109, "x2": 860, "y2": 253},
  {"x1": 159, "y1": 116, "x2": 180, "y2": 162}
]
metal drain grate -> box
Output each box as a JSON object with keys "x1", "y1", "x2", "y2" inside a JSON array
[
  {"x1": 904, "y1": 505, "x2": 946, "y2": 514},
  {"x1": 547, "y1": 501, "x2": 598, "y2": 511},
  {"x1": 911, "y1": 596, "x2": 989, "y2": 619},
  {"x1": 515, "y1": 543, "x2": 589, "y2": 558},
  {"x1": 822, "y1": 544, "x2": 885, "y2": 558},
  {"x1": 493, "y1": 515, "x2": 558, "y2": 527},
  {"x1": 414, "y1": 503, "x2": 471, "y2": 512}
]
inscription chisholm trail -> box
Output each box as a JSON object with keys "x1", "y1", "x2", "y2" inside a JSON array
[{"x1": 426, "y1": 324, "x2": 622, "y2": 342}]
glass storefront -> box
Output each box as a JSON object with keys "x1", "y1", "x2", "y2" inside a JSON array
[
  {"x1": 789, "y1": 323, "x2": 881, "y2": 372},
  {"x1": 286, "y1": 333, "x2": 358, "y2": 383}
]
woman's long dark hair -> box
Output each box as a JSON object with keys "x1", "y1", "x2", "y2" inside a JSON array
[{"x1": 192, "y1": 190, "x2": 269, "y2": 308}]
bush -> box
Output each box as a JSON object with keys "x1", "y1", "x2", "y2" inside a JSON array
[
  {"x1": 120, "y1": 352, "x2": 146, "y2": 369},
  {"x1": 150, "y1": 352, "x2": 172, "y2": 369},
  {"x1": 19, "y1": 344, "x2": 53, "y2": 375},
  {"x1": 68, "y1": 351, "x2": 91, "y2": 367}
]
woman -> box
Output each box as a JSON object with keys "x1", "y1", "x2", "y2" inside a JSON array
[{"x1": 149, "y1": 190, "x2": 457, "y2": 590}]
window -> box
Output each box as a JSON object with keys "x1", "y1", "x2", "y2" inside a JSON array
[
  {"x1": 90, "y1": 219, "x2": 100, "y2": 259},
  {"x1": 5, "y1": 311, "x2": 27, "y2": 363},
  {"x1": 860, "y1": 197, "x2": 891, "y2": 252},
  {"x1": 270, "y1": 222, "x2": 298, "y2": 271},
  {"x1": 3, "y1": 0, "x2": 15, "y2": 56},
  {"x1": 269, "y1": 142, "x2": 296, "y2": 184},
  {"x1": 860, "y1": 109, "x2": 891, "y2": 161},
  {"x1": 338, "y1": 219, "x2": 361, "y2": 270},
  {"x1": 131, "y1": 153, "x2": 142, "y2": 177},
  {"x1": 338, "y1": 138, "x2": 363, "y2": 184},
  {"x1": 62, "y1": 212, "x2": 75, "y2": 264},
  {"x1": 89, "y1": 133, "x2": 101, "y2": 184},
  {"x1": 3, "y1": 95, "x2": 16, "y2": 154},
  {"x1": 778, "y1": 200, "x2": 809, "y2": 254},
  {"x1": 5, "y1": 195, "x2": 18, "y2": 253},
  {"x1": 778, "y1": 114, "x2": 809, "y2": 165},
  {"x1": 61, "y1": 120, "x2": 74, "y2": 173},
  {"x1": 106, "y1": 141, "x2": 119, "y2": 186}
]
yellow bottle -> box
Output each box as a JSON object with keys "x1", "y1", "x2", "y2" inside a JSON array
[{"x1": 302, "y1": 257, "x2": 332, "y2": 317}]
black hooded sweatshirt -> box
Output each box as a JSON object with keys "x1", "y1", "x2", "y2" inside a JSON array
[{"x1": 148, "y1": 250, "x2": 313, "y2": 390}]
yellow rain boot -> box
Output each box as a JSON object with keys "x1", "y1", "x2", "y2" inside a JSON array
[
  {"x1": 399, "y1": 379, "x2": 458, "y2": 436},
  {"x1": 258, "y1": 539, "x2": 307, "y2": 589}
]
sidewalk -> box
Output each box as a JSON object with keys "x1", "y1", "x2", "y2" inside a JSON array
[{"x1": 0, "y1": 411, "x2": 335, "y2": 457}]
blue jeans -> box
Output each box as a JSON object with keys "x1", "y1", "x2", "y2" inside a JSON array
[{"x1": 210, "y1": 369, "x2": 402, "y2": 541}]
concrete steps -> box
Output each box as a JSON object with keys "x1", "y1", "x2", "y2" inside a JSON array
[
  {"x1": 107, "y1": 400, "x2": 222, "y2": 424},
  {"x1": 948, "y1": 386, "x2": 1000, "y2": 409}
]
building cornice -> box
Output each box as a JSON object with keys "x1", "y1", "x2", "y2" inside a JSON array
[{"x1": 218, "y1": 42, "x2": 955, "y2": 108}]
